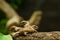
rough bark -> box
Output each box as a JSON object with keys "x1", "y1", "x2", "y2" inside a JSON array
[{"x1": 13, "y1": 31, "x2": 60, "y2": 40}]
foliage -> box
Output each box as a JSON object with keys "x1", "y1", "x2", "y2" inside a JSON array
[{"x1": 0, "y1": 33, "x2": 12, "y2": 40}]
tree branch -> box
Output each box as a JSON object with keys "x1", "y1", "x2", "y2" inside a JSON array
[{"x1": 13, "y1": 31, "x2": 60, "y2": 40}]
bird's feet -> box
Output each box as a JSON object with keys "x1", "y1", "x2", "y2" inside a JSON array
[{"x1": 10, "y1": 21, "x2": 38, "y2": 37}]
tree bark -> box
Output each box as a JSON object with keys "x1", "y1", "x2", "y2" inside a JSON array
[{"x1": 13, "y1": 31, "x2": 60, "y2": 40}]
